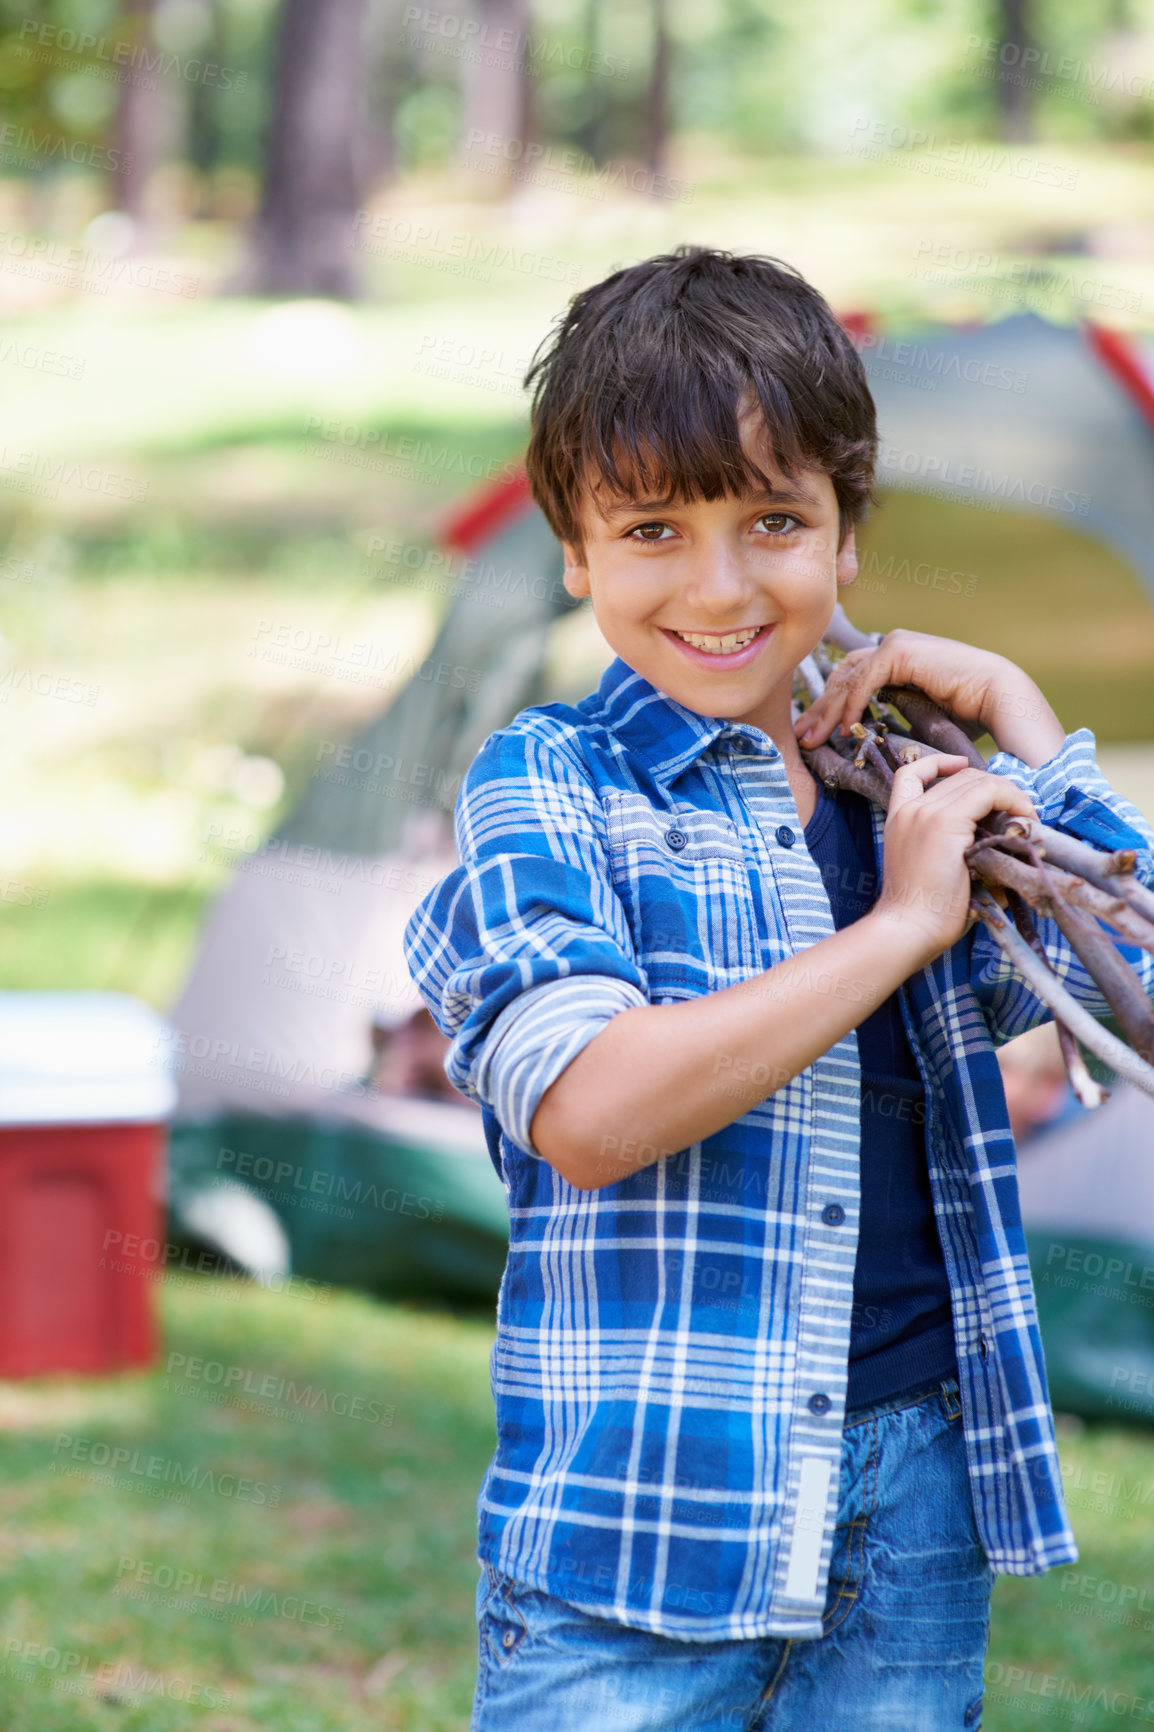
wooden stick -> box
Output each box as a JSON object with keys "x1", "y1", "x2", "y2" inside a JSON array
[
  {"x1": 797, "y1": 654, "x2": 825, "y2": 704},
  {"x1": 876, "y1": 685, "x2": 988, "y2": 769},
  {"x1": 969, "y1": 887, "x2": 1154, "y2": 1100},
  {"x1": 1003, "y1": 891, "x2": 1108, "y2": 1108},
  {"x1": 962, "y1": 846, "x2": 1154, "y2": 959}
]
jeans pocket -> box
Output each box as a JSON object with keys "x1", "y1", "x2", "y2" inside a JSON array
[{"x1": 480, "y1": 1568, "x2": 530, "y2": 1666}]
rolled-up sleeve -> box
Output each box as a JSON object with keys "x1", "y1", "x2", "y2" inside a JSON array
[
  {"x1": 402, "y1": 724, "x2": 650, "y2": 1132},
  {"x1": 970, "y1": 726, "x2": 1154, "y2": 1043}
]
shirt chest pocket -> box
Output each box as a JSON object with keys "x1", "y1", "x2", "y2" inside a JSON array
[{"x1": 602, "y1": 790, "x2": 762, "y2": 1000}]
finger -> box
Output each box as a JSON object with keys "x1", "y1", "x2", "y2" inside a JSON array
[
  {"x1": 887, "y1": 752, "x2": 970, "y2": 806},
  {"x1": 914, "y1": 766, "x2": 1038, "y2": 825},
  {"x1": 797, "y1": 650, "x2": 883, "y2": 745}
]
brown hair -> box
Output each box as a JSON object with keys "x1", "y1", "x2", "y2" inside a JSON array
[{"x1": 524, "y1": 245, "x2": 877, "y2": 550}]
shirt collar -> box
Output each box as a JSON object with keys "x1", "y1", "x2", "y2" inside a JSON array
[{"x1": 592, "y1": 656, "x2": 783, "y2": 786}]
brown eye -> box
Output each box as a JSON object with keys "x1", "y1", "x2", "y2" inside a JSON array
[
  {"x1": 631, "y1": 522, "x2": 670, "y2": 541},
  {"x1": 758, "y1": 513, "x2": 794, "y2": 533}
]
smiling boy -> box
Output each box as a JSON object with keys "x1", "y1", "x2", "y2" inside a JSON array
[{"x1": 403, "y1": 247, "x2": 1154, "y2": 1730}]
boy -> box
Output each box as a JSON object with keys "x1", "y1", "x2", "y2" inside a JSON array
[{"x1": 403, "y1": 247, "x2": 1154, "y2": 1729}]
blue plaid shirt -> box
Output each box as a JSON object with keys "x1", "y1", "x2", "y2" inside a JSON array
[{"x1": 403, "y1": 654, "x2": 1154, "y2": 1641}]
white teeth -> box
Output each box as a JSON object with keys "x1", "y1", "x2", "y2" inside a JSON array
[{"x1": 673, "y1": 627, "x2": 762, "y2": 655}]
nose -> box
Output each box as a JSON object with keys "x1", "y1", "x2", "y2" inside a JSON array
[{"x1": 681, "y1": 537, "x2": 755, "y2": 616}]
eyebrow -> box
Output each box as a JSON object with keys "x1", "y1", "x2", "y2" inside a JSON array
[{"x1": 600, "y1": 486, "x2": 817, "y2": 519}]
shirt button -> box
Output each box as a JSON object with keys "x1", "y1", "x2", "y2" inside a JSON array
[
  {"x1": 501, "y1": 1628, "x2": 516, "y2": 1648},
  {"x1": 807, "y1": 1392, "x2": 831, "y2": 1416},
  {"x1": 775, "y1": 825, "x2": 796, "y2": 848},
  {"x1": 978, "y1": 1335, "x2": 990, "y2": 1360},
  {"x1": 821, "y1": 1203, "x2": 846, "y2": 1226},
  {"x1": 665, "y1": 828, "x2": 688, "y2": 851}
]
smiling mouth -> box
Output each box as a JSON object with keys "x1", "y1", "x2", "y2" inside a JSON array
[{"x1": 666, "y1": 625, "x2": 770, "y2": 655}]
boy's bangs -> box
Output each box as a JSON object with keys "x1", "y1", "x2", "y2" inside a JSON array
[
  {"x1": 524, "y1": 248, "x2": 878, "y2": 545},
  {"x1": 584, "y1": 379, "x2": 809, "y2": 523}
]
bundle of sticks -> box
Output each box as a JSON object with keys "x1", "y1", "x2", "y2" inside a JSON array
[{"x1": 795, "y1": 606, "x2": 1154, "y2": 1108}]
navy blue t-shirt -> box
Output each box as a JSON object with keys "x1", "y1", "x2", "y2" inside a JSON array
[{"x1": 803, "y1": 780, "x2": 959, "y2": 1408}]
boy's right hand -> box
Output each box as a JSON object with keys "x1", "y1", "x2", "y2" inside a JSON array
[{"x1": 870, "y1": 753, "x2": 1038, "y2": 967}]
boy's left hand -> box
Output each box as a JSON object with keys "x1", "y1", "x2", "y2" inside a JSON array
[{"x1": 793, "y1": 628, "x2": 1066, "y2": 770}]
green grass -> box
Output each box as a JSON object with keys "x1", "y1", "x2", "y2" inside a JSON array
[
  {"x1": 0, "y1": 879, "x2": 214, "y2": 1008},
  {"x1": 0, "y1": 1277, "x2": 496, "y2": 1731},
  {"x1": 0, "y1": 1277, "x2": 1152, "y2": 1730}
]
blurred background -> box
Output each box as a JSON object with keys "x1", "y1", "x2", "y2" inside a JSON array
[{"x1": 4, "y1": 0, "x2": 1154, "y2": 1726}]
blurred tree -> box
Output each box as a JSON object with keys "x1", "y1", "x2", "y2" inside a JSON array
[
  {"x1": 115, "y1": 0, "x2": 197, "y2": 241},
  {"x1": 240, "y1": 0, "x2": 369, "y2": 296},
  {"x1": 460, "y1": 0, "x2": 533, "y2": 182},
  {"x1": 645, "y1": 0, "x2": 669, "y2": 173},
  {"x1": 995, "y1": 0, "x2": 1033, "y2": 139},
  {"x1": 576, "y1": 0, "x2": 605, "y2": 163}
]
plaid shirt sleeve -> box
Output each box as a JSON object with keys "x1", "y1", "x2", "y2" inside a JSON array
[
  {"x1": 402, "y1": 722, "x2": 650, "y2": 1122},
  {"x1": 970, "y1": 726, "x2": 1154, "y2": 1044}
]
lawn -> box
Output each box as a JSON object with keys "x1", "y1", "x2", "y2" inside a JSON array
[{"x1": 0, "y1": 1275, "x2": 1152, "y2": 1731}]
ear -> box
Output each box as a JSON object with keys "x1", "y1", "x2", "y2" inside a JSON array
[
  {"x1": 835, "y1": 528, "x2": 858, "y2": 586},
  {"x1": 562, "y1": 542, "x2": 591, "y2": 599}
]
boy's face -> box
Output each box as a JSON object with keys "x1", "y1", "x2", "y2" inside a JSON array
[{"x1": 561, "y1": 412, "x2": 857, "y2": 745}]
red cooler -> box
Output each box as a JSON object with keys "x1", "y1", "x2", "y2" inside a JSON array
[{"x1": 0, "y1": 992, "x2": 175, "y2": 1377}]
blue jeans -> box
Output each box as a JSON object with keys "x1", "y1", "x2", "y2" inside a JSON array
[{"x1": 470, "y1": 1377, "x2": 993, "y2": 1731}]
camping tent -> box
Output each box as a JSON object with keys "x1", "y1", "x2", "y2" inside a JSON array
[{"x1": 169, "y1": 311, "x2": 1154, "y2": 1331}]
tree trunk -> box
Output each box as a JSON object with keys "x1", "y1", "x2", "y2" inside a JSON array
[
  {"x1": 114, "y1": 0, "x2": 184, "y2": 241},
  {"x1": 645, "y1": 0, "x2": 669, "y2": 177},
  {"x1": 576, "y1": 0, "x2": 604, "y2": 165},
  {"x1": 460, "y1": 0, "x2": 533, "y2": 187},
  {"x1": 995, "y1": 0, "x2": 1033, "y2": 142},
  {"x1": 243, "y1": 0, "x2": 369, "y2": 298}
]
